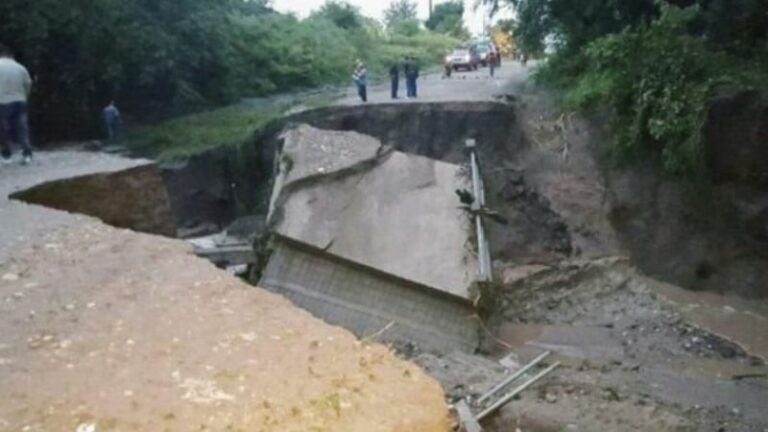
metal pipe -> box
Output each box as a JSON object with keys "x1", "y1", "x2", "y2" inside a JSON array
[
  {"x1": 477, "y1": 350, "x2": 551, "y2": 404},
  {"x1": 476, "y1": 362, "x2": 561, "y2": 421}
]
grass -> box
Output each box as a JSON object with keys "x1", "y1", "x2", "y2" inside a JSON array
[
  {"x1": 124, "y1": 104, "x2": 289, "y2": 161},
  {"x1": 125, "y1": 88, "x2": 344, "y2": 162}
]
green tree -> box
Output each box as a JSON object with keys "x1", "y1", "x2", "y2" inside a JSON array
[
  {"x1": 425, "y1": 1, "x2": 468, "y2": 39},
  {"x1": 313, "y1": 1, "x2": 363, "y2": 30},
  {"x1": 384, "y1": 0, "x2": 419, "y2": 30}
]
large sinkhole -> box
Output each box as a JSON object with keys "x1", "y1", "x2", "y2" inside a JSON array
[
  {"x1": 159, "y1": 101, "x2": 574, "y2": 266},
  {"x1": 10, "y1": 100, "x2": 768, "y2": 350},
  {"x1": 10, "y1": 101, "x2": 577, "y2": 353}
]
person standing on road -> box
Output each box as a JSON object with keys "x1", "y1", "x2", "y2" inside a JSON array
[
  {"x1": 352, "y1": 61, "x2": 368, "y2": 103},
  {"x1": 102, "y1": 101, "x2": 121, "y2": 141},
  {"x1": 389, "y1": 62, "x2": 400, "y2": 99},
  {"x1": 489, "y1": 49, "x2": 497, "y2": 77},
  {"x1": 404, "y1": 56, "x2": 419, "y2": 98},
  {"x1": 0, "y1": 45, "x2": 33, "y2": 165}
]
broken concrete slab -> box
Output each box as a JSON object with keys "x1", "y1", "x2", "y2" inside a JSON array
[
  {"x1": 261, "y1": 125, "x2": 480, "y2": 352},
  {"x1": 279, "y1": 124, "x2": 384, "y2": 186},
  {"x1": 261, "y1": 240, "x2": 479, "y2": 353},
  {"x1": 270, "y1": 125, "x2": 477, "y2": 300},
  {"x1": 268, "y1": 124, "x2": 385, "y2": 219}
]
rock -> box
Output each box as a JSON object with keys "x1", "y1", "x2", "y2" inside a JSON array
[
  {"x1": 502, "y1": 265, "x2": 551, "y2": 285},
  {"x1": 1, "y1": 273, "x2": 19, "y2": 282},
  {"x1": 177, "y1": 223, "x2": 219, "y2": 239}
]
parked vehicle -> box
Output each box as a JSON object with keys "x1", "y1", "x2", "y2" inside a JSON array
[
  {"x1": 474, "y1": 42, "x2": 494, "y2": 67},
  {"x1": 444, "y1": 47, "x2": 480, "y2": 71}
]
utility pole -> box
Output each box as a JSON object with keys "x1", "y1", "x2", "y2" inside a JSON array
[{"x1": 428, "y1": 0, "x2": 433, "y2": 19}]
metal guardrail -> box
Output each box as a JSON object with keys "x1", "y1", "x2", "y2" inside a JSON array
[{"x1": 466, "y1": 139, "x2": 493, "y2": 283}]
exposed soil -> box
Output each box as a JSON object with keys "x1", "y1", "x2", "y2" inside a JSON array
[
  {"x1": 0, "y1": 222, "x2": 450, "y2": 432},
  {"x1": 416, "y1": 259, "x2": 768, "y2": 432}
]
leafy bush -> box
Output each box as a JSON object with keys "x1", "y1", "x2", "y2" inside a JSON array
[{"x1": 541, "y1": 3, "x2": 768, "y2": 175}]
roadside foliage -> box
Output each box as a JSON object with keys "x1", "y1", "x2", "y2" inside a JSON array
[
  {"x1": 0, "y1": 0, "x2": 457, "y2": 140},
  {"x1": 491, "y1": 0, "x2": 768, "y2": 176}
]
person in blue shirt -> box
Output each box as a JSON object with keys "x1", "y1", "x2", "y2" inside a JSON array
[
  {"x1": 352, "y1": 62, "x2": 368, "y2": 103},
  {"x1": 102, "y1": 101, "x2": 121, "y2": 140}
]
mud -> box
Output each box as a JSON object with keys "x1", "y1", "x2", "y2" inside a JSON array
[{"x1": 416, "y1": 259, "x2": 768, "y2": 432}]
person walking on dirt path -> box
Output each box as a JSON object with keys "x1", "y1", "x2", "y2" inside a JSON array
[
  {"x1": 102, "y1": 101, "x2": 121, "y2": 141},
  {"x1": 352, "y1": 61, "x2": 368, "y2": 103},
  {"x1": 389, "y1": 62, "x2": 400, "y2": 99},
  {"x1": 0, "y1": 45, "x2": 33, "y2": 165},
  {"x1": 404, "y1": 56, "x2": 419, "y2": 98}
]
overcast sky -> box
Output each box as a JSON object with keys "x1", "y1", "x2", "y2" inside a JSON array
[{"x1": 270, "y1": 0, "x2": 511, "y2": 36}]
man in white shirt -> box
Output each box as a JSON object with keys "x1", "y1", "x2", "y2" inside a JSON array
[{"x1": 0, "y1": 45, "x2": 33, "y2": 165}]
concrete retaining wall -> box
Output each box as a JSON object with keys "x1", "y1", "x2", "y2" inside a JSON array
[{"x1": 260, "y1": 239, "x2": 479, "y2": 353}]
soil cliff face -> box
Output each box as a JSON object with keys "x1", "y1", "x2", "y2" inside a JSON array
[
  {"x1": 605, "y1": 91, "x2": 768, "y2": 298},
  {"x1": 11, "y1": 164, "x2": 177, "y2": 237}
]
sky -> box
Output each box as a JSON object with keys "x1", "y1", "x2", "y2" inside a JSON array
[{"x1": 269, "y1": 0, "x2": 512, "y2": 36}]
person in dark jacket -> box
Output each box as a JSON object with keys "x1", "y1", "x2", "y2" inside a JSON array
[
  {"x1": 389, "y1": 62, "x2": 400, "y2": 99},
  {"x1": 404, "y1": 56, "x2": 420, "y2": 98}
]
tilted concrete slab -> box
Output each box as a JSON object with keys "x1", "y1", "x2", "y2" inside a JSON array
[
  {"x1": 270, "y1": 125, "x2": 477, "y2": 301},
  {"x1": 262, "y1": 125, "x2": 480, "y2": 352}
]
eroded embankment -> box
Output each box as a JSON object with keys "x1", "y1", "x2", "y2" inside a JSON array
[{"x1": 604, "y1": 90, "x2": 768, "y2": 298}]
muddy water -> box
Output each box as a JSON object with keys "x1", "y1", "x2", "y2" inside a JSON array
[{"x1": 655, "y1": 282, "x2": 768, "y2": 362}]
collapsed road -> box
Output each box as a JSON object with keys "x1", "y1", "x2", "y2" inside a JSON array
[{"x1": 3, "y1": 63, "x2": 768, "y2": 431}]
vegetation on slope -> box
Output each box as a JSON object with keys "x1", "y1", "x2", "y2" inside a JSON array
[{"x1": 489, "y1": 0, "x2": 768, "y2": 176}]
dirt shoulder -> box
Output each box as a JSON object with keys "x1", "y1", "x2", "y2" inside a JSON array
[{"x1": 0, "y1": 222, "x2": 450, "y2": 431}]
